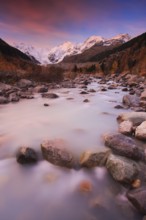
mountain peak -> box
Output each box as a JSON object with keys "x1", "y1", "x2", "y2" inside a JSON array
[{"x1": 12, "y1": 33, "x2": 131, "y2": 64}]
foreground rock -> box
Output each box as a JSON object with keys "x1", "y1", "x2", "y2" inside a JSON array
[
  {"x1": 104, "y1": 133, "x2": 142, "y2": 160},
  {"x1": 41, "y1": 139, "x2": 73, "y2": 168},
  {"x1": 117, "y1": 112, "x2": 146, "y2": 126},
  {"x1": 122, "y1": 94, "x2": 140, "y2": 108},
  {"x1": 80, "y1": 150, "x2": 110, "y2": 168},
  {"x1": 119, "y1": 120, "x2": 133, "y2": 135},
  {"x1": 16, "y1": 147, "x2": 38, "y2": 164},
  {"x1": 135, "y1": 121, "x2": 146, "y2": 140},
  {"x1": 42, "y1": 93, "x2": 59, "y2": 99},
  {"x1": 106, "y1": 154, "x2": 138, "y2": 184},
  {"x1": 127, "y1": 187, "x2": 146, "y2": 214}
]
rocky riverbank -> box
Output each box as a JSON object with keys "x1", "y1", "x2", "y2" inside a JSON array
[{"x1": 1, "y1": 73, "x2": 146, "y2": 219}]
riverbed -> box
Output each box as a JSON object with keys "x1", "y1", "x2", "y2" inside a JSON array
[{"x1": 0, "y1": 80, "x2": 141, "y2": 220}]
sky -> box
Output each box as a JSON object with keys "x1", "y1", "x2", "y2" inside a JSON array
[{"x1": 0, "y1": 0, "x2": 146, "y2": 48}]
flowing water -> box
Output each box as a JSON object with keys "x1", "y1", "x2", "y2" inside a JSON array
[{"x1": 0, "y1": 80, "x2": 141, "y2": 220}]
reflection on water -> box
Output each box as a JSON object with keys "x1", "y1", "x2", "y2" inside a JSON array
[{"x1": 0, "y1": 82, "x2": 140, "y2": 220}]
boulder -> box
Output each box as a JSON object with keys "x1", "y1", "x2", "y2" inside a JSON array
[
  {"x1": 41, "y1": 139, "x2": 73, "y2": 168},
  {"x1": 80, "y1": 150, "x2": 110, "y2": 168},
  {"x1": 135, "y1": 121, "x2": 146, "y2": 140},
  {"x1": 17, "y1": 79, "x2": 33, "y2": 88},
  {"x1": 117, "y1": 112, "x2": 146, "y2": 126},
  {"x1": 42, "y1": 93, "x2": 59, "y2": 99},
  {"x1": 0, "y1": 96, "x2": 9, "y2": 104},
  {"x1": 106, "y1": 154, "x2": 138, "y2": 184},
  {"x1": 104, "y1": 133, "x2": 142, "y2": 160},
  {"x1": 9, "y1": 93, "x2": 19, "y2": 102},
  {"x1": 16, "y1": 147, "x2": 38, "y2": 164},
  {"x1": 34, "y1": 85, "x2": 48, "y2": 93},
  {"x1": 119, "y1": 120, "x2": 133, "y2": 135},
  {"x1": 44, "y1": 103, "x2": 49, "y2": 107},
  {"x1": 127, "y1": 187, "x2": 146, "y2": 214},
  {"x1": 122, "y1": 94, "x2": 140, "y2": 107},
  {"x1": 140, "y1": 89, "x2": 146, "y2": 101},
  {"x1": 114, "y1": 105, "x2": 124, "y2": 109},
  {"x1": 88, "y1": 89, "x2": 96, "y2": 93}
]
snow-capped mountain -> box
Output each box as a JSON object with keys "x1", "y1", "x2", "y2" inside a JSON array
[{"x1": 13, "y1": 34, "x2": 131, "y2": 65}]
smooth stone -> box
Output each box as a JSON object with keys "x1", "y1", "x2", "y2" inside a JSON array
[
  {"x1": 106, "y1": 154, "x2": 138, "y2": 184},
  {"x1": 127, "y1": 187, "x2": 146, "y2": 214},
  {"x1": 119, "y1": 120, "x2": 133, "y2": 135},
  {"x1": 41, "y1": 139, "x2": 73, "y2": 168},
  {"x1": 117, "y1": 112, "x2": 146, "y2": 126},
  {"x1": 42, "y1": 93, "x2": 59, "y2": 98},
  {"x1": 135, "y1": 121, "x2": 146, "y2": 140},
  {"x1": 16, "y1": 147, "x2": 38, "y2": 164},
  {"x1": 80, "y1": 91, "x2": 88, "y2": 94},
  {"x1": 44, "y1": 103, "x2": 49, "y2": 107},
  {"x1": 80, "y1": 150, "x2": 110, "y2": 168},
  {"x1": 122, "y1": 94, "x2": 140, "y2": 107},
  {"x1": 83, "y1": 99, "x2": 90, "y2": 103},
  {"x1": 104, "y1": 133, "x2": 142, "y2": 160}
]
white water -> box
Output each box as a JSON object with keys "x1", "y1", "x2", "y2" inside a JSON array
[{"x1": 0, "y1": 81, "x2": 141, "y2": 220}]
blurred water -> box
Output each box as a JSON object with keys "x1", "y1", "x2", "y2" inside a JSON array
[{"x1": 0, "y1": 81, "x2": 141, "y2": 220}]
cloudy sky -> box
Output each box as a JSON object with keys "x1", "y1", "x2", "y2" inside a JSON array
[{"x1": 0, "y1": 0, "x2": 146, "y2": 48}]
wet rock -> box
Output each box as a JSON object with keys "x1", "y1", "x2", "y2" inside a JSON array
[
  {"x1": 135, "y1": 121, "x2": 146, "y2": 140},
  {"x1": 34, "y1": 85, "x2": 48, "y2": 93},
  {"x1": 80, "y1": 91, "x2": 88, "y2": 95},
  {"x1": 122, "y1": 94, "x2": 140, "y2": 108},
  {"x1": 16, "y1": 147, "x2": 38, "y2": 164},
  {"x1": 106, "y1": 154, "x2": 138, "y2": 184},
  {"x1": 108, "y1": 84, "x2": 117, "y2": 90},
  {"x1": 80, "y1": 151, "x2": 110, "y2": 168},
  {"x1": 132, "y1": 179, "x2": 141, "y2": 189},
  {"x1": 88, "y1": 89, "x2": 96, "y2": 93},
  {"x1": 119, "y1": 120, "x2": 133, "y2": 135},
  {"x1": 20, "y1": 92, "x2": 34, "y2": 99},
  {"x1": 104, "y1": 133, "x2": 142, "y2": 160},
  {"x1": 42, "y1": 93, "x2": 59, "y2": 99},
  {"x1": 114, "y1": 105, "x2": 124, "y2": 109},
  {"x1": 100, "y1": 87, "x2": 107, "y2": 91},
  {"x1": 17, "y1": 79, "x2": 33, "y2": 88},
  {"x1": 83, "y1": 99, "x2": 89, "y2": 103},
  {"x1": 0, "y1": 96, "x2": 9, "y2": 104},
  {"x1": 9, "y1": 93, "x2": 19, "y2": 102},
  {"x1": 122, "y1": 87, "x2": 128, "y2": 92},
  {"x1": 41, "y1": 139, "x2": 73, "y2": 168},
  {"x1": 44, "y1": 103, "x2": 49, "y2": 107},
  {"x1": 140, "y1": 89, "x2": 146, "y2": 101},
  {"x1": 117, "y1": 112, "x2": 146, "y2": 126},
  {"x1": 127, "y1": 187, "x2": 146, "y2": 214}
]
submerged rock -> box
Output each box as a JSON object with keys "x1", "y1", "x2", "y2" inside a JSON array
[
  {"x1": 106, "y1": 154, "x2": 138, "y2": 184},
  {"x1": 135, "y1": 121, "x2": 146, "y2": 140},
  {"x1": 104, "y1": 133, "x2": 142, "y2": 160},
  {"x1": 42, "y1": 93, "x2": 59, "y2": 99},
  {"x1": 80, "y1": 151, "x2": 110, "y2": 168},
  {"x1": 16, "y1": 147, "x2": 38, "y2": 164},
  {"x1": 41, "y1": 139, "x2": 73, "y2": 168},
  {"x1": 127, "y1": 187, "x2": 146, "y2": 214}
]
